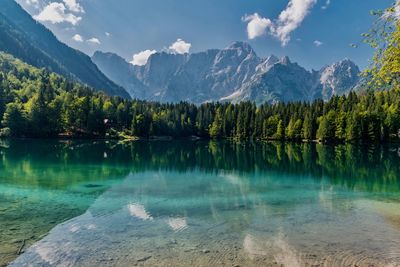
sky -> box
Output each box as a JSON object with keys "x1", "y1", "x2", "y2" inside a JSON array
[{"x1": 16, "y1": 0, "x2": 394, "y2": 70}]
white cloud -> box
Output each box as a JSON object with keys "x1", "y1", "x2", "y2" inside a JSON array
[
  {"x1": 274, "y1": 0, "x2": 317, "y2": 46},
  {"x1": 34, "y1": 2, "x2": 82, "y2": 25},
  {"x1": 72, "y1": 34, "x2": 83, "y2": 42},
  {"x1": 242, "y1": 13, "x2": 272, "y2": 39},
  {"x1": 313, "y1": 40, "x2": 323, "y2": 47},
  {"x1": 169, "y1": 39, "x2": 192, "y2": 54},
  {"x1": 130, "y1": 50, "x2": 157, "y2": 66},
  {"x1": 25, "y1": 0, "x2": 39, "y2": 7},
  {"x1": 63, "y1": 0, "x2": 84, "y2": 13},
  {"x1": 105, "y1": 32, "x2": 111, "y2": 37},
  {"x1": 321, "y1": 0, "x2": 331, "y2": 10},
  {"x1": 87, "y1": 37, "x2": 101, "y2": 45},
  {"x1": 129, "y1": 39, "x2": 190, "y2": 66},
  {"x1": 243, "y1": 0, "x2": 317, "y2": 46},
  {"x1": 396, "y1": 0, "x2": 400, "y2": 19}
]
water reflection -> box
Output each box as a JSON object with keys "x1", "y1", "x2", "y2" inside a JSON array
[
  {"x1": 128, "y1": 203, "x2": 153, "y2": 221},
  {"x1": 1, "y1": 139, "x2": 400, "y2": 193},
  {"x1": 1, "y1": 139, "x2": 400, "y2": 266}
]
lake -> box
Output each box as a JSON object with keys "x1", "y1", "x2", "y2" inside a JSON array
[{"x1": 1, "y1": 139, "x2": 400, "y2": 266}]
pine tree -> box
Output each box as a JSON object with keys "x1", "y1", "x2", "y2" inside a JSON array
[
  {"x1": 345, "y1": 113, "x2": 361, "y2": 142},
  {"x1": 302, "y1": 113, "x2": 313, "y2": 140},
  {"x1": 2, "y1": 102, "x2": 27, "y2": 136},
  {"x1": 275, "y1": 120, "x2": 285, "y2": 140},
  {"x1": 293, "y1": 119, "x2": 303, "y2": 140},
  {"x1": 286, "y1": 118, "x2": 296, "y2": 139},
  {"x1": 335, "y1": 111, "x2": 347, "y2": 141},
  {"x1": 209, "y1": 108, "x2": 223, "y2": 139},
  {"x1": 317, "y1": 111, "x2": 336, "y2": 142},
  {"x1": 131, "y1": 113, "x2": 151, "y2": 137}
]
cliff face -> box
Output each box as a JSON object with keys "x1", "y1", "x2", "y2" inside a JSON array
[{"x1": 93, "y1": 42, "x2": 360, "y2": 104}]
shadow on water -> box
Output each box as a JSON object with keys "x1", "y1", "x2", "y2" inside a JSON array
[{"x1": 1, "y1": 139, "x2": 400, "y2": 266}]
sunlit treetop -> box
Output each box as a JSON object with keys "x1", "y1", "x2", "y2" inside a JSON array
[{"x1": 364, "y1": 1, "x2": 400, "y2": 88}]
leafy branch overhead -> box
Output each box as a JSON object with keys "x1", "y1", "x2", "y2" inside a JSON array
[{"x1": 363, "y1": 1, "x2": 400, "y2": 88}]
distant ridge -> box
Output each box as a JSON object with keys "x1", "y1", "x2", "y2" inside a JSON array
[
  {"x1": 93, "y1": 42, "x2": 360, "y2": 104},
  {"x1": 0, "y1": 0, "x2": 130, "y2": 98}
]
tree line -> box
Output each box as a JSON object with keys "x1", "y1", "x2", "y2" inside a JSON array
[
  {"x1": 1, "y1": 2, "x2": 399, "y2": 142},
  {"x1": 0, "y1": 52, "x2": 399, "y2": 142}
]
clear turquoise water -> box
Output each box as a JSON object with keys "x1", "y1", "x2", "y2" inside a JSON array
[{"x1": 1, "y1": 140, "x2": 400, "y2": 266}]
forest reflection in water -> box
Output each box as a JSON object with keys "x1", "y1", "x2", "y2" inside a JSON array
[
  {"x1": 1, "y1": 139, "x2": 400, "y2": 266},
  {"x1": 2, "y1": 139, "x2": 399, "y2": 192}
]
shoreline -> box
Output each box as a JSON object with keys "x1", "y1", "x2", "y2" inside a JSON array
[{"x1": 1, "y1": 135, "x2": 400, "y2": 145}]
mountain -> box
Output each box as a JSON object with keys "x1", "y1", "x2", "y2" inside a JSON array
[
  {"x1": 93, "y1": 42, "x2": 361, "y2": 104},
  {"x1": 318, "y1": 59, "x2": 361, "y2": 100},
  {"x1": 92, "y1": 51, "x2": 147, "y2": 99},
  {"x1": 0, "y1": 0, "x2": 130, "y2": 98},
  {"x1": 224, "y1": 56, "x2": 321, "y2": 104}
]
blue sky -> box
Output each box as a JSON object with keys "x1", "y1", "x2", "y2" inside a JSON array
[{"x1": 17, "y1": 0, "x2": 394, "y2": 70}]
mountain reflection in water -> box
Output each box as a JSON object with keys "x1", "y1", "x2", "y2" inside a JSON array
[{"x1": 1, "y1": 140, "x2": 400, "y2": 266}]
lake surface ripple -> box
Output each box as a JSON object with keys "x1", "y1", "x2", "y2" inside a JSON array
[{"x1": 1, "y1": 140, "x2": 400, "y2": 266}]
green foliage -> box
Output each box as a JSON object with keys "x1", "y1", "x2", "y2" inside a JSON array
[
  {"x1": 346, "y1": 113, "x2": 361, "y2": 142},
  {"x1": 0, "y1": 1, "x2": 129, "y2": 98},
  {"x1": 317, "y1": 111, "x2": 336, "y2": 142},
  {"x1": 0, "y1": 51, "x2": 400, "y2": 143},
  {"x1": 131, "y1": 113, "x2": 151, "y2": 137},
  {"x1": 2, "y1": 1, "x2": 400, "y2": 141},
  {"x1": 286, "y1": 118, "x2": 302, "y2": 140},
  {"x1": 335, "y1": 111, "x2": 347, "y2": 141},
  {"x1": 302, "y1": 113, "x2": 314, "y2": 140},
  {"x1": 0, "y1": 127, "x2": 10, "y2": 137},
  {"x1": 263, "y1": 115, "x2": 280, "y2": 139},
  {"x1": 2, "y1": 102, "x2": 27, "y2": 136},
  {"x1": 275, "y1": 120, "x2": 285, "y2": 140},
  {"x1": 209, "y1": 108, "x2": 223, "y2": 139},
  {"x1": 363, "y1": 2, "x2": 400, "y2": 88}
]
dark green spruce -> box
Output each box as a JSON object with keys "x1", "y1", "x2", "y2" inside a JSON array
[{"x1": 0, "y1": 52, "x2": 399, "y2": 142}]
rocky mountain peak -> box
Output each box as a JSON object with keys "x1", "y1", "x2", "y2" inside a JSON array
[
  {"x1": 92, "y1": 51, "x2": 128, "y2": 66},
  {"x1": 256, "y1": 55, "x2": 280, "y2": 73},
  {"x1": 226, "y1": 41, "x2": 254, "y2": 53},
  {"x1": 320, "y1": 59, "x2": 360, "y2": 82},
  {"x1": 92, "y1": 44, "x2": 361, "y2": 105},
  {"x1": 319, "y1": 58, "x2": 360, "y2": 100},
  {"x1": 280, "y1": 56, "x2": 291, "y2": 65},
  {"x1": 217, "y1": 42, "x2": 258, "y2": 63}
]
